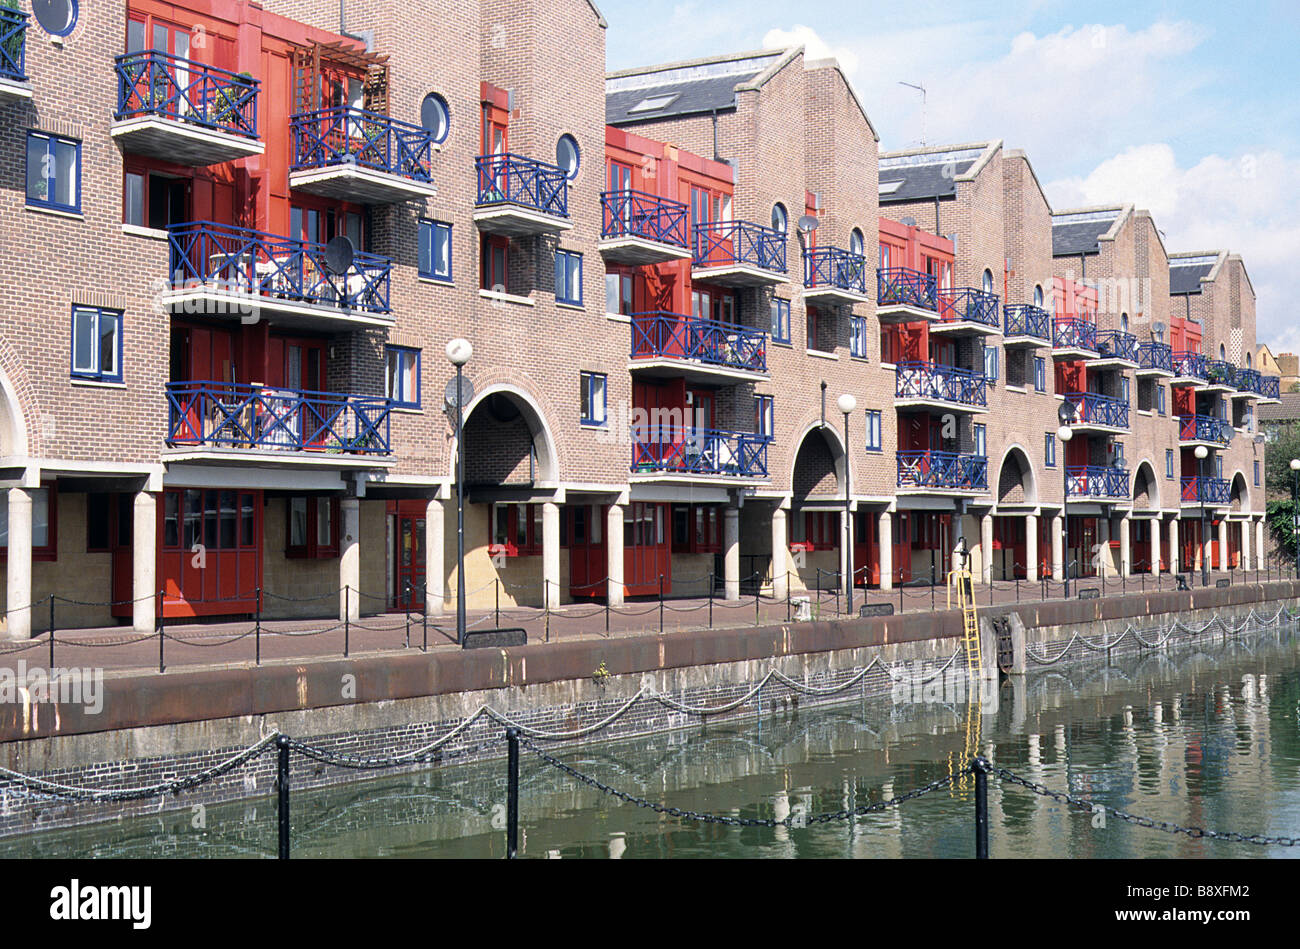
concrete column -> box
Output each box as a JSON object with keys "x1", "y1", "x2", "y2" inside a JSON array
[
  {"x1": 1025, "y1": 514, "x2": 1038, "y2": 584},
  {"x1": 1097, "y1": 517, "x2": 1111, "y2": 577},
  {"x1": 340, "y1": 497, "x2": 360, "y2": 621},
  {"x1": 542, "y1": 501, "x2": 560, "y2": 609},
  {"x1": 132, "y1": 491, "x2": 157, "y2": 633},
  {"x1": 1151, "y1": 519, "x2": 1161, "y2": 576},
  {"x1": 980, "y1": 513, "x2": 994, "y2": 585},
  {"x1": 878, "y1": 512, "x2": 893, "y2": 592},
  {"x1": 723, "y1": 506, "x2": 740, "y2": 601},
  {"x1": 1169, "y1": 518, "x2": 1180, "y2": 575},
  {"x1": 1256, "y1": 518, "x2": 1266, "y2": 571},
  {"x1": 606, "y1": 503, "x2": 624, "y2": 608},
  {"x1": 1051, "y1": 513, "x2": 1064, "y2": 582},
  {"x1": 1218, "y1": 517, "x2": 1229, "y2": 573},
  {"x1": 425, "y1": 497, "x2": 444, "y2": 615},
  {"x1": 771, "y1": 506, "x2": 788, "y2": 602},
  {"x1": 5, "y1": 487, "x2": 32, "y2": 640},
  {"x1": 1241, "y1": 518, "x2": 1252, "y2": 575},
  {"x1": 1119, "y1": 515, "x2": 1131, "y2": 577}
]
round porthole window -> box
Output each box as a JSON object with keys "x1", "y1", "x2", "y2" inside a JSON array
[
  {"x1": 557, "y1": 134, "x2": 580, "y2": 180},
  {"x1": 32, "y1": 0, "x2": 78, "y2": 37},
  {"x1": 420, "y1": 93, "x2": 450, "y2": 144}
]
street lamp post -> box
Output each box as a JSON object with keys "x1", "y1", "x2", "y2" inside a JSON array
[
  {"x1": 837, "y1": 393, "x2": 857, "y2": 616},
  {"x1": 447, "y1": 338, "x2": 473, "y2": 645},
  {"x1": 1057, "y1": 402, "x2": 1077, "y2": 598},
  {"x1": 1195, "y1": 444, "x2": 1209, "y2": 587},
  {"x1": 1291, "y1": 458, "x2": 1300, "y2": 577}
]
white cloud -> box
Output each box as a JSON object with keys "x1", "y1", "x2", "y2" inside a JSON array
[{"x1": 763, "y1": 24, "x2": 860, "y2": 74}]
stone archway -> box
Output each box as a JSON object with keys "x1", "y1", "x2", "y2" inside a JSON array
[
  {"x1": 996, "y1": 445, "x2": 1037, "y2": 507},
  {"x1": 458, "y1": 384, "x2": 559, "y2": 486},
  {"x1": 1132, "y1": 461, "x2": 1160, "y2": 513}
]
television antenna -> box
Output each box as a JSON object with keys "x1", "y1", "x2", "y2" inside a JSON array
[{"x1": 899, "y1": 81, "x2": 927, "y2": 147}]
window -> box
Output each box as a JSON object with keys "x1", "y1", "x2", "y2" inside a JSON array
[
  {"x1": 791, "y1": 512, "x2": 838, "y2": 550},
  {"x1": 418, "y1": 220, "x2": 452, "y2": 282},
  {"x1": 1121, "y1": 313, "x2": 1129, "y2": 333},
  {"x1": 982, "y1": 269, "x2": 994, "y2": 294},
  {"x1": 1121, "y1": 377, "x2": 1130, "y2": 404},
  {"x1": 850, "y1": 316, "x2": 868, "y2": 358},
  {"x1": 1220, "y1": 343, "x2": 1227, "y2": 361},
  {"x1": 27, "y1": 132, "x2": 80, "y2": 213},
  {"x1": 1166, "y1": 449, "x2": 1175, "y2": 479},
  {"x1": 771, "y1": 202, "x2": 788, "y2": 235},
  {"x1": 755, "y1": 395, "x2": 774, "y2": 438},
  {"x1": 555, "y1": 250, "x2": 582, "y2": 305},
  {"x1": 850, "y1": 228, "x2": 865, "y2": 256},
  {"x1": 770, "y1": 298, "x2": 791, "y2": 343},
  {"x1": 974, "y1": 423, "x2": 986, "y2": 457},
  {"x1": 1045, "y1": 432, "x2": 1056, "y2": 468},
  {"x1": 671, "y1": 505, "x2": 721, "y2": 554},
  {"x1": 1215, "y1": 455, "x2": 1223, "y2": 479},
  {"x1": 421, "y1": 93, "x2": 450, "y2": 143},
  {"x1": 1255, "y1": 460, "x2": 1261, "y2": 487},
  {"x1": 807, "y1": 306, "x2": 832, "y2": 352},
  {"x1": 1156, "y1": 385, "x2": 1166, "y2": 416},
  {"x1": 556, "y1": 134, "x2": 580, "y2": 180},
  {"x1": 1034, "y1": 356, "x2": 1047, "y2": 392},
  {"x1": 1112, "y1": 441, "x2": 1124, "y2": 467},
  {"x1": 32, "y1": 0, "x2": 77, "y2": 37},
  {"x1": 71, "y1": 306, "x2": 123, "y2": 384},
  {"x1": 1033, "y1": 285, "x2": 1044, "y2": 308},
  {"x1": 287, "y1": 496, "x2": 339, "y2": 559},
  {"x1": 123, "y1": 170, "x2": 188, "y2": 230},
  {"x1": 580, "y1": 372, "x2": 606, "y2": 426},
  {"x1": 983, "y1": 345, "x2": 999, "y2": 383},
  {"x1": 491, "y1": 504, "x2": 543, "y2": 557},
  {"x1": 481, "y1": 234, "x2": 508, "y2": 291},
  {"x1": 385, "y1": 346, "x2": 421, "y2": 408},
  {"x1": 605, "y1": 270, "x2": 632, "y2": 315},
  {"x1": 865, "y1": 409, "x2": 882, "y2": 452},
  {"x1": 0, "y1": 486, "x2": 56, "y2": 561}
]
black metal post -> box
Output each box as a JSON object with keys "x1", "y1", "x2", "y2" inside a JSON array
[
  {"x1": 456, "y1": 362, "x2": 467, "y2": 646},
  {"x1": 344, "y1": 585, "x2": 350, "y2": 658},
  {"x1": 785, "y1": 571, "x2": 790, "y2": 623},
  {"x1": 495, "y1": 578, "x2": 500, "y2": 628},
  {"x1": 843, "y1": 409, "x2": 854, "y2": 618},
  {"x1": 48, "y1": 596, "x2": 54, "y2": 670},
  {"x1": 1063, "y1": 458, "x2": 1071, "y2": 600},
  {"x1": 755, "y1": 583, "x2": 760, "y2": 626},
  {"x1": 1200, "y1": 453, "x2": 1209, "y2": 588},
  {"x1": 277, "y1": 735, "x2": 290, "y2": 860},
  {"x1": 255, "y1": 586, "x2": 262, "y2": 666},
  {"x1": 931, "y1": 561, "x2": 936, "y2": 611},
  {"x1": 1293, "y1": 469, "x2": 1300, "y2": 578},
  {"x1": 506, "y1": 727, "x2": 520, "y2": 859},
  {"x1": 973, "y1": 756, "x2": 990, "y2": 859},
  {"x1": 157, "y1": 589, "x2": 165, "y2": 674},
  {"x1": 658, "y1": 574, "x2": 664, "y2": 634},
  {"x1": 708, "y1": 570, "x2": 714, "y2": 628}
]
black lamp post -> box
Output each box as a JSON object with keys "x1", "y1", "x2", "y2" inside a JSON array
[
  {"x1": 1195, "y1": 444, "x2": 1210, "y2": 587},
  {"x1": 837, "y1": 393, "x2": 857, "y2": 616},
  {"x1": 1291, "y1": 458, "x2": 1300, "y2": 576},
  {"x1": 1057, "y1": 402, "x2": 1077, "y2": 597},
  {"x1": 447, "y1": 338, "x2": 473, "y2": 645}
]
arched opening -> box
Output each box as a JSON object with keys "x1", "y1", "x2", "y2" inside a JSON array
[
  {"x1": 996, "y1": 446, "x2": 1036, "y2": 507},
  {"x1": 992, "y1": 447, "x2": 1036, "y2": 580},
  {"x1": 790, "y1": 425, "x2": 847, "y2": 588},
  {"x1": 1132, "y1": 462, "x2": 1159, "y2": 512},
  {"x1": 1230, "y1": 472, "x2": 1248, "y2": 513}
]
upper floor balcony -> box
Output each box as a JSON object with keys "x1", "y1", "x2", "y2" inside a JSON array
[
  {"x1": 1181, "y1": 476, "x2": 1231, "y2": 507},
  {"x1": 289, "y1": 107, "x2": 439, "y2": 205},
  {"x1": 1170, "y1": 350, "x2": 1208, "y2": 385},
  {"x1": 1178, "y1": 414, "x2": 1233, "y2": 448},
  {"x1": 1052, "y1": 318, "x2": 1098, "y2": 359},
  {"x1": 631, "y1": 428, "x2": 772, "y2": 482},
  {"x1": 1230, "y1": 367, "x2": 1261, "y2": 401},
  {"x1": 876, "y1": 267, "x2": 938, "y2": 322},
  {"x1": 0, "y1": 6, "x2": 30, "y2": 98},
  {"x1": 598, "y1": 190, "x2": 691, "y2": 266},
  {"x1": 896, "y1": 451, "x2": 988, "y2": 494},
  {"x1": 803, "y1": 247, "x2": 870, "y2": 306},
  {"x1": 895, "y1": 361, "x2": 988, "y2": 414},
  {"x1": 165, "y1": 381, "x2": 393, "y2": 468},
  {"x1": 1062, "y1": 392, "x2": 1130, "y2": 433},
  {"x1": 1203, "y1": 358, "x2": 1238, "y2": 394},
  {"x1": 1003, "y1": 304, "x2": 1051, "y2": 348},
  {"x1": 692, "y1": 220, "x2": 787, "y2": 287},
  {"x1": 931, "y1": 288, "x2": 1001, "y2": 338},
  {"x1": 1256, "y1": 375, "x2": 1282, "y2": 404},
  {"x1": 163, "y1": 221, "x2": 393, "y2": 332},
  {"x1": 1089, "y1": 330, "x2": 1139, "y2": 370},
  {"x1": 1066, "y1": 466, "x2": 1130, "y2": 501},
  {"x1": 629, "y1": 312, "x2": 767, "y2": 384},
  {"x1": 473, "y1": 152, "x2": 571, "y2": 237},
  {"x1": 112, "y1": 51, "x2": 263, "y2": 166},
  {"x1": 1136, "y1": 341, "x2": 1174, "y2": 378}
]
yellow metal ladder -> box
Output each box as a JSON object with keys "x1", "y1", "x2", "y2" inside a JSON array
[{"x1": 947, "y1": 568, "x2": 983, "y2": 793}]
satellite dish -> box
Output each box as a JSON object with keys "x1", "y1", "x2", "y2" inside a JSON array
[
  {"x1": 444, "y1": 375, "x2": 475, "y2": 410},
  {"x1": 32, "y1": 0, "x2": 76, "y2": 36},
  {"x1": 323, "y1": 236, "x2": 356, "y2": 275},
  {"x1": 796, "y1": 215, "x2": 820, "y2": 235}
]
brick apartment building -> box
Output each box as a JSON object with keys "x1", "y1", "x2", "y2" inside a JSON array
[{"x1": 0, "y1": 0, "x2": 1276, "y2": 640}]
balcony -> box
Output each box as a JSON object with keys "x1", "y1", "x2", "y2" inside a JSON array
[
  {"x1": 1179, "y1": 414, "x2": 1233, "y2": 448},
  {"x1": 289, "y1": 107, "x2": 438, "y2": 204},
  {"x1": 1003, "y1": 304, "x2": 1051, "y2": 347},
  {"x1": 598, "y1": 190, "x2": 690, "y2": 266},
  {"x1": 1089, "y1": 330, "x2": 1139, "y2": 369},
  {"x1": 1171, "y1": 350, "x2": 1208, "y2": 385},
  {"x1": 1203, "y1": 359, "x2": 1238, "y2": 394},
  {"x1": 876, "y1": 267, "x2": 937, "y2": 322},
  {"x1": 803, "y1": 247, "x2": 870, "y2": 306},
  {"x1": 473, "y1": 153, "x2": 571, "y2": 237},
  {"x1": 1136, "y1": 341, "x2": 1174, "y2": 377},
  {"x1": 165, "y1": 382, "x2": 393, "y2": 467},
  {"x1": 1066, "y1": 466, "x2": 1130, "y2": 501},
  {"x1": 896, "y1": 451, "x2": 988, "y2": 494},
  {"x1": 1231, "y1": 367, "x2": 1261, "y2": 401},
  {"x1": 164, "y1": 221, "x2": 393, "y2": 331},
  {"x1": 1256, "y1": 375, "x2": 1282, "y2": 404},
  {"x1": 1063, "y1": 392, "x2": 1130, "y2": 432},
  {"x1": 631, "y1": 428, "x2": 772, "y2": 481},
  {"x1": 1052, "y1": 318, "x2": 1098, "y2": 359},
  {"x1": 0, "y1": 7, "x2": 30, "y2": 98},
  {"x1": 895, "y1": 361, "x2": 988, "y2": 413},
  {"x1": 692, "y1": 220, "x2": 787, "y2": 287},
  {"x1": 931, "y1": 288, "x2": 1001, "y2": 337},
  {"x1": 629, "y1": 312, "x2": 767, "y2": 384},
  {"x1": 112, "y1": 52, "x2": 263, "y2": 165},
  {"x1": 1181, "y1": 476, "x2": 1231, "y2": 506}
]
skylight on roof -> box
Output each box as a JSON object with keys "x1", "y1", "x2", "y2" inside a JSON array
[
  {"x1": 627, "y1": 93, "x2": 680, "y2": 114},
  {"x1": 878, "y1": 180, "x2": 903, "y2": 194}
]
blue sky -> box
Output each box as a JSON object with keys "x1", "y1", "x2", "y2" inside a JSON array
[{"x1": 598, "y1": 0, "x2": 1300, "y2": 356}]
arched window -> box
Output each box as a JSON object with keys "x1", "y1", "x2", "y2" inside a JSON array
[
  {"x1": 421, "y1": 93, "x2": 450, "y2": 144},
  {"x1": 556, "y1": 134, "x2": 580, "y2": 180},
  {"x1": 1220, "y1": 343, "x2": 1227, "y2": 361},
  {"x1": 1247, "y1": 352, "x2": 1253, "y2": 369},
  {"x1": 771, "y1": 203, "x2": 788, "y2": 235},
  {"x1": 1121, "y1": 313, "x2": 1129, "y2": 333},
  {"x1": 1033, "y1": 284, "x2": 1043, "y2": 308},
  {"x1": 982, "y1": 269, "x2": 994, "y2": 294},
  {"x1": 850, "y1": 228, "x2": 864, "y2": 256}
]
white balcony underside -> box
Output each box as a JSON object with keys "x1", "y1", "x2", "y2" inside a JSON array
[
  {"x1": 626, "y1": 359, "x2": 767, "y2": 385},
  {"x1": 0, "y1": 76, "x2": 33, "y2": 99},
  {"x1": 111, "y1": 116, "x2": 264, "y2": 165},
  {"x1": 289, "y1": 166, "x2": 438, "y2": 204},
  {"x1": 598, "y1": 237, "x2": 691, "y2": 267},
  {"x1": 162, "y1": 286, "x2": 394, "y2": 332},
  {"x1": 473, "y1": 205, "x2": 573, "y2": 237},
  {"x1": 691, "y1": 264, "x2": 787, "y2": 288},
  {"x1": 928, "y1": 321, "x2": 1002, "y2": 337},
  {"x1": 875, "y1": 303, "x2": 937, "y2": 322},
  {"x1": 160, "y1": 448, "x2": 395, "y2": 470},
  {"x1": 803, "y1": 287, "x2": 871, "y2": 307},
  {"x1": 1003, "y1": 334, "x2": 1049, "y2": 348},
  {"x1": 894, "y1": 398, "x2": 988, "y2": 415}
]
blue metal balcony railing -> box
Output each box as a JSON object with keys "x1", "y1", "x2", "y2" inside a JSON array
[
  {"x1": 1003, "y1": 304, "x2": 1051, "y2": 341},
  {"x1": 1093, "y1": 330, "x2": 1138, "y2": 363},
  {"x1": 804, "y1": 247, "x2": 868, "y2": 295},
  {"x1": 896, "y1": 361, "x2": 988, "y2": 408},
  {"x1": 1172, "y1": 350, "x2": 1207, "y2": 380},
  {"x1": 600, "y1": 189, "x2": 688, "y2": 247},
  {"x1": 0, "y1": 7, "x2": 28, "y2": 82},
  {"x1": 694, "y1": 220, "x2": 786, "y2": 273},
  {"x1": 1066, "y1": 466, "x2": 1130, "y2": 500},
  {"x1": 114, "y1": 51, "x2": 259, "y2": 139},
  {"x1": 1233, "y1": 367, "x2": 1261, "y2": 394},
  {"x1": 896, "y1": 451, "x2": 988, "y2": 491},
  {"x1": 936, "y1": 287, "x2": 1000, "y2": 327},
  {"x1": 877, "y1": 267, "x2": 937, "y2": 311},
  {"x1": 1181, "y1": 476, "x2": 1231, "y2": 505},
  {"x1": 167, "y1": 382, "x2": 392, "y2": 455},
  {"x1": 631, "y1": 428, "x2": 772, "y2": 478},
  {"x1": 475, "y1": 152, "x2": 568, "y2": 217},
  {"x1": 1179, "y1": 414, "x2": 1233, "y2": 446},
  {"x1": 167, "y1": 221, "x2": 392, "y2": 315},
  {"x1": 1053, "y1": 318, "x2": 1098, "y2": 352},
  {"x1": 1205, "y1": 358, "x2": 1237, "y2": 387},
  {"x1": 1257, "y1": 376, "x2": 1282, "y2": 400},
  {"x1": 1064, "y1": 391, "x2": 1130, "y2": 429},
  {"x1": 1137, "y1": 341, "x2": 1173, "y2": 374},
  {"x1": 291, "y1": 107, "x2": 436, "y2": 182},
  {"x1": 630, "y1": 312, "x2": 767, "y2": 373}
]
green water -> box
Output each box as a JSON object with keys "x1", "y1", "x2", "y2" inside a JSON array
[{"x1": 7, "y1": 625, "x2": 1300, "y2": 859}]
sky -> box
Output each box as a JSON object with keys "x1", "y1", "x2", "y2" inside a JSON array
[{"x1": 597, "y1": 0, "x2": 1300, "y2": 355}]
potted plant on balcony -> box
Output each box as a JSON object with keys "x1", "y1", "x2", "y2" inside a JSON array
[
  {"x1": 0, "y1": 0, "x2": 22, "y2": 76},
  {"x1": 210, "y1": 72, "x2": 254, "y2": 130}
]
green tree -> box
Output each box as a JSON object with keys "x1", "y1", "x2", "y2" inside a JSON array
[{"x1": 1265, "y1": 424, "x2": 1300, "y2": 565}]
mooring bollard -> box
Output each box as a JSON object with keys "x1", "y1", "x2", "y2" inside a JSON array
[
  {"x1": 506, "y1": 727, "x2": 520, "y2": 859},
  {"x1": 972, "y1": 756, "x2": 990, "y2": 859},
  {"x1": 277, "y1": 734, "x2": 290, "y2": 860}
]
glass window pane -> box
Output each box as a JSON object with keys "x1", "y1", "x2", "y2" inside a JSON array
[
  {"x1": 419, "y1": 223, "x2": 432, "y2": 276},
  {"x1": 592, "y1": 375, "x2": 605, "y2": 423},
  {"x1": 241, "y1": 495, "x2": 254, "y2": 546},
  {"x1": 434, "y1": 225, "x2": 449, "y2": 276},
  {"x1": 184, "y1": 490, "x2": 202, "y2": 549},
  {"x1": 30, "y1": 489, "x2": 49, "y2": 548},
  {"x1": 98, "y1": 312, "x2": 119, "y2": 377},
  {"x1": 125, "y1": 173, "x2": 144, "y2": 227},
  {"x1": 26, "y1": 135, "x2": 47, "y2": 203},
  {"x1": 289, "y1": 497, "x2": 307, "y2": 547},
  {"x1": 72, "y1": 309, "x2": 96, "y2": 373},
  {"x1": 54, "y1": 141, "x2": 77, "y2": 208},
  {"x1": 164, "y1": 493, "x2": 179, "y2": 548},
  {"x1": 220, "y1": 490, "x2": 236, "y2": 549},
  {"x1": 317, "y1": 497, "x2": 332, "y2": 547}
]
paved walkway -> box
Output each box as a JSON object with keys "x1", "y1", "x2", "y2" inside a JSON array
[{"x1": 0, "y1": 567, "x2": 1287, "y2": 679}]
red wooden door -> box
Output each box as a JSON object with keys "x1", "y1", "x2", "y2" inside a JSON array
[
  {"x1": 389, "y1": 500, "x2": 425, "y2": 610},
  {"x1": 892, "y1": 511, "x2": 912, "y2": 584},
  {"x1": 109, "y1": 494, "x2": 137, "y2": 619},
  {"x1": 159, "y1": 488, "x2": 262, "y2": 618},
  {"x1": 568, "y1": 504, "x2": 607, "y2": 598},
  {"x1": 624, "y1": 503, "x2": 670, "y2": 596},
  {"x1": 853, "y1": 510, "x2": 877, "y2": 587}
]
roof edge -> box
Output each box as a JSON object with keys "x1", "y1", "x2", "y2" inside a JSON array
[
  {"x1": 586, "y1": 0, "x2": 608, "y2": 28},
  {"x1": 606, "y1": 47, "x2": 783, "y2": 81}
]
